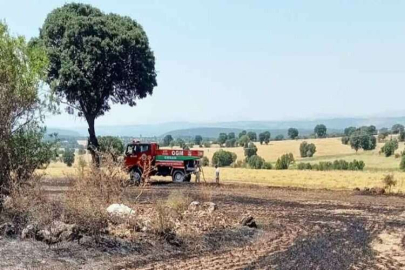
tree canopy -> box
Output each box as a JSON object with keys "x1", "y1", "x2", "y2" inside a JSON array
[
  {"x1": 288, "y1": 128, "x2": 299, "y2": 140},
  {"x1": 39, "y1": 3, "x2": 157, "y2": 159},
  {"x1": 314, "y1": 124, "x2": 327, "y2": 138}
]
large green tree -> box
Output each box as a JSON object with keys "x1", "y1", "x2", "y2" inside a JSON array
[
  {"x1": 39, "y1": 3, "x2": 157, "y2": 161},
  {"x1": 288, "y1": 128, "x2": 299, "y2": 140},
  {"x1": 314, "y1": 124, "x2": 327, "y2": 138}
]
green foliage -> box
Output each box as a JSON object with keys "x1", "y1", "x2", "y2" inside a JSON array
[
  {"x1": 349, "y1": 131, "x2": 376, "y2": 152},
  {"x1": 218, "y1": 133, "x2": 228, "y2": 146},
  {"x1": 239, "y1": 130, "x2": 247, "y2": 138},
  {"x1": 211, "y1": 149, "x2": 236, "y2": 167},
  {"x1": 194, "y1": 135, "x2": 203, "y2": 146},
  {"x1": 225, "y1": 138, "x2": 237, "y2": 148},
  {"x1": 297, "y1": 163, "x2": 312, "y2": 170},
  {"x1": 259, "y1": 131, "x2": 271, "y2": 145},
  {"x1": 228, "y1": 132, "x2": 236, "y2": 140},
  {"x1": 98, "y1": 136, "x2": 124, "y2": 161},
  {"x1": 262, "y1": 162, "x2": 272, "y2": 170},
  {"x1": 0, "y1": 22, "x2": 51, "y2": 191},
  {"x1": 244, "y1": 142, "x2": 258, "y2": 159},
  {"x1": 238, "y1": 135, "x2": 250, "y2": 147},
  {"x1": 341, "y1": 136, "x2": 350, "y2": 145},
  {"x1": 162, "y1": 135, "x2": 173, "y2": 147},
  {"x1": 247, "y1": 132, "x2": 257, "y2": 142},
  {"x1": 297, "y1": 160, "x2": 365, "y2": 171},
  {"x1": 400, "y1": 155, "x2": 405, "y2": 171},
  {"x1": 275, "y1": 134, "x2": 284, "y2": 141},
  {"x1": 381, "y1": 140, "x2": 399, "y2": 157},
  {"x1": 299, "y1": 141, "x2": 316, "y2": 157},
  {"x1": 392, "y1": 124, "x2": 404, "y2": 134},
  {"x1": 203, "y1": 141, "x2": 211, "y2": 148},
  {"x1": 344, "y1": 127, "x2": 357, "y2": 136},
  {"x1": 62, "y1": 148, "x2": 75, "y2": 167},
  {"x1": 247, "y1": 155, "x2": 265, "y2": 169},
  {"x1": 288, "y1": 128, "x2": 299, "y2": 140},
  {"x1": 201, "y1": 156, "x2": 209, "y2": 167},
  {"x1": 275, "y1": 153, "x2": 294, "y2": 170},
  {"x1": 399, "y1": 131, "x2": 405, "y2": 142},
  {"x1": 175, "y1": 138, "x2": 185, "y2": 148},
  {"x1": 40, "y1": 3, "x2": 157, "y2": 152},
  {"x1": 314, "y1": 124, "x2": 327, "y2": 138}
]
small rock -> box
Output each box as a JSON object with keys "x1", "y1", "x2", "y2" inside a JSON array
[
  {"x1": 188, "y1": 201, "x2": 200, "y2": 211},
  {"x1": 0, "y1": 222, "x2": 15, "y2": 236},
  {"x1": 107, "y1": 204, "x2": 135, "y2": 216},
  {"x1": 240, "y1": 216, "x2": 257, "y2": 228},
  {"x1": 21, "y1": 224, "x2": 37, "y2": 239},
  {"x1": 202, "y1": 202, "x2": 217, "y2": 213}
]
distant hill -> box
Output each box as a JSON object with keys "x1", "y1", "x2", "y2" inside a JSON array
[
  {"x1": 46, "y1": 128, "x2": 81, "y2": 137},
  {"x1": 47, "y1": 116, "x2": 405, "y2": 138}
]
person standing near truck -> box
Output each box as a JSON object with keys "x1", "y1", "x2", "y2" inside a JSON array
[
  {"x1": 215, "y1": 165, "x2": 220, "y2": 184},
  {"x1": 195, "y1": 166, "x2": 201, "y2": 183}
]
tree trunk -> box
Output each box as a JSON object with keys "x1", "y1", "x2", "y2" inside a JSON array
[{"x1": 86, "y1": 116, "x2": 100, "y2": 166}]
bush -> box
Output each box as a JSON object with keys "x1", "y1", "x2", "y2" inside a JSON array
[
  {"x1": 399, "y1": 131, "x2": 405, "y2": 142},
  {"x1": 297, "y1": 160, "x2": 364, "y2": 171},
  {"x1": 274, "y1": 135, "x2": 284, "y2": 141},
  {"x1": 400, "y1": 155, "x2": 405, "y2": 171},
  {"x1": 201, "y1": 156, "x2": 209, "y2": 166},
  {"x1": 349, "y1": 131, "x2": 377, "y2": 152},
  {"x1": 299, "y1": 141, "x2": 316, "y2": 157},
  {"x1": 244, "y1": 142, "x2": 258, "y2": 159},
  {"x1": 341, "y1": 136, "x2": 350, "y2": 145},
  {"x1": 62, "y1": 148, "x2": 75, "y2": 167},
  {"x1": 165, "y1": 190, "x2": 191, "y2": 215},
  {"x1": 238, "y1": 135, "x2": 250, "y2": 147},
  {"x1": 382, "y1": 174, "x2": 396, "y2": 192},
  {"x1": 212, "y1": 149, "x2": 236, "y2": 167},
  {"x1": 247, "y1": 155, "x2": 265, "y2": 169},
  {"x1": 275, "y1": 153, "x2": 294, "y2": 170},
  {"x1": 225, "y1": 138, "x2": 237, "y2": 148},
  {"x1": 203, "y1": 141, "x2": 211, "y2": 148},
  {"x1": 297, "y1": 163, "x2": 312, "y2": 170},
  {"x1": 381, "y1": 140, "x2": 399, "y2": 157},
  {"x1": 262, "y1": 162, "x2": 272, "y2": 170}
]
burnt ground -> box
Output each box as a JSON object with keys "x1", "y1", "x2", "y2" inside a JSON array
[{"x1": 2, "y1": 181, "x2": 405, "y2": 270}]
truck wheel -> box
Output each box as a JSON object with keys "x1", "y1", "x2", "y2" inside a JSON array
[
  {"x1": 172, "y1": 170, "x2": 185, "y2": 182},
  {"x1": 130, "y1": 169, "x2": 142, "y2": 186},
  {"x1": 184, "y1": 174, "x2": 191, "y2": 182}
]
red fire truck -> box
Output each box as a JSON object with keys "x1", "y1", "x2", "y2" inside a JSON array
[{"x1": 124, "y1": 141, "x2": 204, "y2": 184}]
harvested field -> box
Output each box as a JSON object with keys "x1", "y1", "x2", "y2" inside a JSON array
[{"x1": 2, "y1": 181, "x2": 405, "y2": 269}]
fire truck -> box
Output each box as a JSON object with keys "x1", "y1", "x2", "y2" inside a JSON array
[{"x1": 124, "y1": 141, "x2": 204, "y2": 185}]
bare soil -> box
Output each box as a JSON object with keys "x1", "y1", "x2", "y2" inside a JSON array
[{"x1": 2, "y1": 181, "x2": 405, "y2": 270}]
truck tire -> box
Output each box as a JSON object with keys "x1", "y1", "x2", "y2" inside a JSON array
[
  {"x1": 184, "y1": 174, "x2": 191, "y2": 182},
  {"x1": 172, "y1": 170, "x2": 185, "y2": 182},
  {"x1": 130, "y1": 168, "x2": 142, "y2": 186}
]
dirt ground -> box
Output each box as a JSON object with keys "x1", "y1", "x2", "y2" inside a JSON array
[{"x1": 2, "y1": 181, "x2": 405, "y2": 270}]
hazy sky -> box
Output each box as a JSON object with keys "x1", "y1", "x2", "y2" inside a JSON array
[{"x1": 1, "y1": 0, "x2": 405, "y2": 127}]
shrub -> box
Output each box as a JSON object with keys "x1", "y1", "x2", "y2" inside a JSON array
[
  {"x1": 165, "y1": 190, "x2": 191, "y2": 215},
  {"x1": 203, "y1": 141, "x2": 211, "y2": 148},
  {"x1": 247, "y1": 155, "x2": 265, "y2": 169},
  {"x1": 274, "y1": 135, "x2": 284, "y2": 141},
  {"x1": 399, "y1": 131, "x2": 405, "y2": 142},
  {"x1": 381, "y1": 140, "x2": 399, "y2": 157},
  {"x1": 297, "y1": 160, "x2": 364, "y2": 171},
  {"x1": 62, "y1": 148, "x2": 75, "y2": 167},
  {"x1": 275, "y1": 153, "x2": 294, "y2": 170},
  {"x1": 400, "y1": 156, "x2": 405, "y2": 171},
  {"x1": 382, "y1": 174, "x2": 396, "y2": 192},
  {"x1": 314, "y1": 124, "x2": 327, "y2": 138},
  {"x1": 349, "y1": 131, "x2": 376, "y2": 152},
  {"x1": 238, "y1": 135, "x2": 250, "y2": 147},
  {"x1": 201, "y1": 156, "x2": 209, "y2": 166},
  {"x1": 262, "y1": 162, "x2": 272, "y2": 170},
  {"x1": 341, "y1": 136, "x2": 350, "y2": 145},
  {"x1": 288, "y1": 128, "x2": 299, "y2": 140},
  {"x1": 244, "y1": 142, "x2": 258, "y2": 159},
  {"x1": 212, "y1": 149, "x2": 236, "y2": 167},
  {"x1": 297, "y1": 163, "x2": 312, "y2": 170},
  {"x1": 299, "y1": 141, "x2": 316, "y2": 157}
]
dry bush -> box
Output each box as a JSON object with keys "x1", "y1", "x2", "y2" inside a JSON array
[
  {"x1": 198, "y1": 185, "x2": 213, "y2": 202},
  {"x1": 64, "y1": 156, "x2": 128, "y2": 238},
  {"x1": 1, "y1": 174, "x2": 59, "y2": 232},
  {"x1": 153, "y1": 199, "x2": 174, "y2": 235},
  {"x1": 165, "y1": 190, "x2": 192, "y2": 215},
  {"x1": 382, "y1": 174, "x2": 397, "y2": 193}
]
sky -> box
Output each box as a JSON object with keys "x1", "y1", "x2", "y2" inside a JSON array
[{"x1": 1, "y1": 0, "x2": 405, "y2": 128}]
